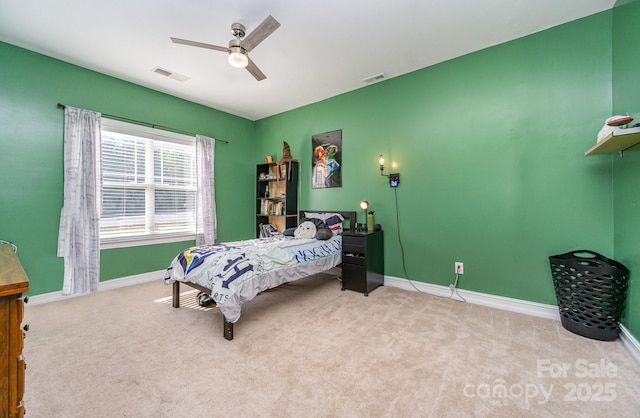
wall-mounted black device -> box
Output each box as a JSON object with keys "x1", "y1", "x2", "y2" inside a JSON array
[{"x1": 389, "y1": 173, "x2": 400, "y2": 187}]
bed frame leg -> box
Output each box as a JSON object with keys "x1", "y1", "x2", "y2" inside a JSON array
[
  {"x1": 172, "y1": 282, "x2": 180, "y2": 308},
  {"x1": 223, "y1": 318, "x2": 234, "y2": 340}
]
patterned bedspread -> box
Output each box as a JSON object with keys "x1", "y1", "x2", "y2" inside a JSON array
[{"x1": 164, "y1": 235, "x2": 342, "y2": 323}]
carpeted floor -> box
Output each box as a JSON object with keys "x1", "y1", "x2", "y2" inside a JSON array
[{"x1": 23, "y1": 273, "x2": 640, "y2": 417}]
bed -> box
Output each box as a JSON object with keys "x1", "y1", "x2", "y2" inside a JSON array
[{"x1": 163, "y1": 210, "x2": 356, "y2": 340}]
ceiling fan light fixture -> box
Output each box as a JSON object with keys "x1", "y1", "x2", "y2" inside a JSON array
[
  {"x1": 171, "y1": 15, "x2": 279, "y2": 80},
  {"x1": 228, "y1": 47, "x2": 248, "y2": 68}
]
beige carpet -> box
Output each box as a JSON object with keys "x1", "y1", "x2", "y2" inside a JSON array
[{"x1": 23, "y1": 273, "x2": 640, "y2": 417}]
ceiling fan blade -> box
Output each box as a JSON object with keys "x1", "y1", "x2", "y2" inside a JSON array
[
  {"x1": 170, "y1": 37, "x2": 228, "y2": 53},
  {"x1": 245, "y1": 57, "x2": 266, "y2": 81},
  {"x1": 240, "y1": 15, "x2": 280, "y2": 52}
]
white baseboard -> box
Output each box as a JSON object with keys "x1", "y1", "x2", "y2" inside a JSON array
[
  {"x1": 384, "y1": 275, "x2": 640, "y2": 365},
  {"x1": 384, "y1": 275, "x2": 561, "y2": 320},
  {"x1": 26, "y1": 270, "x2": 165, "y2": 306},
  {"x1": 619, "y1": 324, "x2": 640, "y2": 366}
]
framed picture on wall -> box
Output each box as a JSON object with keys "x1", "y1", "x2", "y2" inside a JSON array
[{"x1": 312, "y1": 129, "x2": 342, "y2": 189}]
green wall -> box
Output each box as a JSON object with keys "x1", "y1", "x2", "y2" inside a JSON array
[
  {"x1": 612, "y1": 0, "x2": 640, "y2": 337},
  {"x1": 0, "y1": 42, "x2": 257, "y2": 295},
  {"x1": 256, "y1": 12, "x2": 614, "y2": 305},
  {"x1": 2, "y1": 7, "x2": 637, "y2": 344}
]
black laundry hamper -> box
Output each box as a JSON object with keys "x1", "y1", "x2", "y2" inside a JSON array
[{"x1": 549, "y1": 250, "x2": 629, "y2": 341}]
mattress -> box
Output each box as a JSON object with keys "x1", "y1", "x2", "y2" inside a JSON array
[{"x1": 164, "y1": 235, "x2": 342, "y2": 322}]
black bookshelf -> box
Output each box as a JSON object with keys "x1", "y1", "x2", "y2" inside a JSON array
[{"x1": 256, "y1": 161, "x2": 299, "y2": 237}]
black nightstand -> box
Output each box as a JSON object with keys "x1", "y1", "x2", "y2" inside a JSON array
[{"x1": 341, "y1": 230, "x2": 384, "y2": 296}]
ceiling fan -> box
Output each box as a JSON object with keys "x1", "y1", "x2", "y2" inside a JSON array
[{"x1": 170, "y1": 15, "x2": 280, "y2": 81}]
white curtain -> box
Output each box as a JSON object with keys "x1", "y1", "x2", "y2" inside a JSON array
[
  {"x1": 195, "y1": 135, "x2": 217, "y2": 245},
  {"x1": 57, "y1": 107, "x2": 102, "y2": 295}
]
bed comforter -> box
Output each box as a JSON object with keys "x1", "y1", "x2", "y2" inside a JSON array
[{"x1": 164, "y1": 235, "x2": 342, "y2": 323}]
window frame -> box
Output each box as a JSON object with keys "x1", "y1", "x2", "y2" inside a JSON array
[{"x1": 99, "y1": 118, "x2": 197, "y2": 249}]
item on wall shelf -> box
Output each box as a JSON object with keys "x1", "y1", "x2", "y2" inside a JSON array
[
  {"x1": 277, "y1": 141, "x2": 298, "y2": 181},
  {"x1": 0, "y1": 240, "x2": 17, "y2": 253},
  {"x1": 596, "y1": 114, "x2": 635, "y2": 143},
  {"x1": 312, "y1": 130, "x2": 342, "y2": 189},
  {"x1": 606, "y1": 115, "x2": 633, "y2": 126},
  {"x1": 266, "y1": 155, "x2": 273, "y2": 162}
]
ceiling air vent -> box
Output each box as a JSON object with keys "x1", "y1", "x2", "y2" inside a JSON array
[
  {"x1": 363, "y1": 73, "x2": 386, "y2": 84},
  {"x1": 152, "y1": 66, "x2": 189, "y2": 82}
]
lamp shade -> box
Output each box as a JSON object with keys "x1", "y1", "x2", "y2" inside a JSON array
[{"x1": 228, "y1": 47, "x2": 248, "y2": 68}]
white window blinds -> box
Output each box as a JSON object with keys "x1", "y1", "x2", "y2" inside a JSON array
[{"x1": 100, "y1": 119, "x2": 196, "y2": 243}]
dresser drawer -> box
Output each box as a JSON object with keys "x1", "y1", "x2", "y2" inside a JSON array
[
  {"x1": 342, "y1": 263, "x2": 367, "y2": 293},
  {"x1": 342, "y1": 253, "x2": 365, "y2": 266},
  {"x1": 342, "y1": 234, "x2": 365, "y2": 246},
  {"x1": 342, "y1": 234, "x2": 364, "y2": 254}
]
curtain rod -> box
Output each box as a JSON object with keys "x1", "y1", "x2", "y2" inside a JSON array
[{"x1": 56, "y1": 103, "x2": 229, "y2": 144}]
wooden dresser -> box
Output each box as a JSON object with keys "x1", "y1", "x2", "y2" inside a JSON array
[{"x1": 0, "y1": 243, "x2": 29, "y2": 418}]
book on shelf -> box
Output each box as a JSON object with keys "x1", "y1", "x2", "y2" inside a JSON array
[
  {"x1": 258, "y1": 223, "x2": 281, "y2": 238},
  {"x1": 260, "y1": 200, "x2": 285, "y2": 215}
]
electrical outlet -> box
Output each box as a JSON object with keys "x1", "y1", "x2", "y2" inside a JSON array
[{"x1": 455, "y1": 262, "x2": 464, "y2": 274}]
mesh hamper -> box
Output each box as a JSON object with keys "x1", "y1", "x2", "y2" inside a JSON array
[{"x1": 549, "y1": 250, "x2": 629, "y2": 341}]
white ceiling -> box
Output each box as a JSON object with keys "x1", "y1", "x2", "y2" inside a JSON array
[{"x1": 0, "y1": 0, "x2": 616, "y2": 121}]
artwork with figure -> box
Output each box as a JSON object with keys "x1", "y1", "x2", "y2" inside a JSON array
[{"x1": 312, "y1": 129, "x2": 342, "y2": 189}]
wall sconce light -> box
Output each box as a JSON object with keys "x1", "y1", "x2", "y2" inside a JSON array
[{"x1": 378, "y1": 154, "x2": 400, "y2": 187}]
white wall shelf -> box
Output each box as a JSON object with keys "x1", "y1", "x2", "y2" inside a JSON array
[{"x1": 585, "y1": 128, "x2": 640, "y2": 157}]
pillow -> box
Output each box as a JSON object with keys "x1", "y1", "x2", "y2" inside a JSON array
[
  {"x1": 314, "y1": 226, "x2": 333, "y2": 240},
  {"x1": 294, "y1": 221, "x2": 317, "y2": 239},
  {"x1": 295, "y1": 217, "x2": 333, "y2": 240},
  {"x1": 304, "y1": 212, "x2": 345, "y2": 235}
]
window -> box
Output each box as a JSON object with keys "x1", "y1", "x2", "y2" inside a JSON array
[{"x1": 100, "y1": 119, "x2": 196, "y2": 248}]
